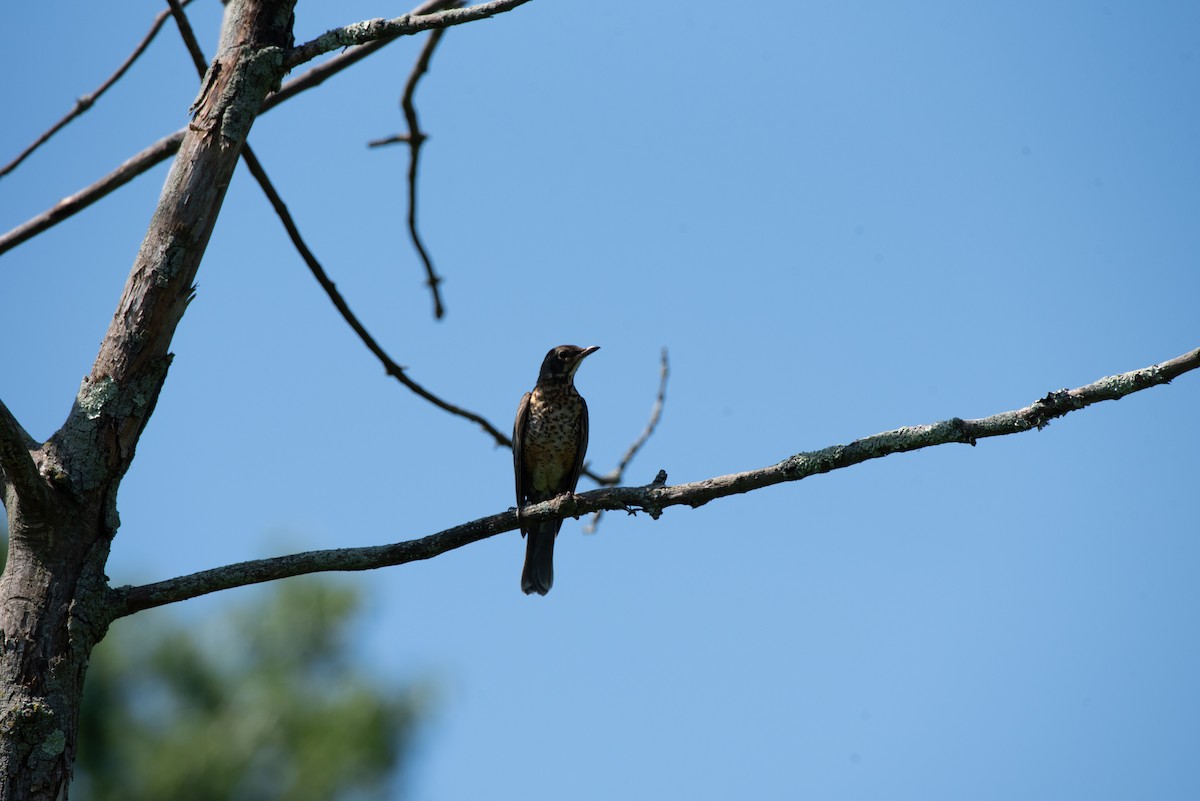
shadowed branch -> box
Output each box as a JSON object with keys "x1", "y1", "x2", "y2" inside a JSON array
[
  {"x1": 110, "y1": 346, "x2": 1200, "y2": 618},
  {"x1": 0, "y1": 398, "x2": 44, "y2": 513}
]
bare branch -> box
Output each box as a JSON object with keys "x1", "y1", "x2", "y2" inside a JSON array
[
  {"x1": 110, "y1": 346, "x2": 1200, "y2": 618},
  {"x1": 47, "y1": 1, "x2": 296, "y2": 494},
  {"x1": 294, "y1": 235, "x2": 514, "y2": 445},
  {"x1": 0, "y1": 398, "x2": 43, "y2": 513},
  {"x1": 0, "y1": 1, "x2": 193, "y2": 180},
  {"x1": 262, "y1": 0, "x2": 459, "y2": 111},
  {"x1": 161, "y1": 0, "x2": 519, "y2": 457},
  {"x1": 241, "y1": 136, "x2": 520, "y2": 448},
  {"x1": 0, "y1": 132, "x2": 184, "y2": 257},
  {"x1": 367, "y1": 3, "x2": 461, "y2": 320},
  {"x1": 0, "y1": 0, "x2": 450, "y2": 258},
  {"x1": 285, "y1": 0, "x2": 534, "y2": 69},
  {"x1": 165, "y1": 0, "x2": 207, "y2": 75},
  {"x1": 161, "y1": 0, "x2": 508, "y2": 451}
]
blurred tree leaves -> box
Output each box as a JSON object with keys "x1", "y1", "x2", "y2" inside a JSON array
[{"x1": 72, "y1": 578, "x2": 428, "y2": 801}]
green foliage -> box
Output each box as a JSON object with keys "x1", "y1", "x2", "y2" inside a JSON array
[{"x1": 74, "y1": 579, "x2": 427, "y2": 801}]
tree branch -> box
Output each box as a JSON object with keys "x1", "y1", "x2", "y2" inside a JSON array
[
  {"x1": 266, "y1": 0, "x2": 457, "y2": 110},
  {"x1": 0, "y1": 132, "x2": 184, "y2": 257},
  {"x1": 0, "y1": 0, "x2": 457, "y2": 258},
  {"x1": 0, "y1": 398, "x2": 43, "y2": 513},
  {"x1": 367, "y1": 4, "x2": 460, "y2": 320},
  {"x1": 165, "y1": 0, "x2": 207, "y2": 75},
  {"x1": 285, "y1": 0, "x2": 534, "y2": 69},
  {"x1": 297, "y1": 247, "x2": 515, "y2": 445},
  {"x1": 167, "y1": 0, "x2": 590, "y2": 463},
  {"x1": 0, "y1": 1, "x2": 193, "y2": 180},
  {"x1": 110, "y1": 346, "x2": 1200, "y2": 618},
  {"x1": 44, "y1": 0, "x2": 297, "y2": 502}
]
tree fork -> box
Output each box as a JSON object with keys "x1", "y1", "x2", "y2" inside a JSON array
[{"x1": 0, "y1": 2, "x2": 295, "y2": 797}]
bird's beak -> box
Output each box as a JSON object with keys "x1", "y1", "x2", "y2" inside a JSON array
[{"x1": 567, "y1": 346, "x2": 599, "y2": 377}]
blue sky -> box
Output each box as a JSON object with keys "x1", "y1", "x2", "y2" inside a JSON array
[{"x1": 3, "y1": 1, "x2": 1199, "y2": 799}]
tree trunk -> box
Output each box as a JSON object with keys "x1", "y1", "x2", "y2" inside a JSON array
[{"x1": 0, "y1": 2, "x2": 295, "y2": 797}]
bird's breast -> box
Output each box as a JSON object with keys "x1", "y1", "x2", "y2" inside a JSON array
[{"x1": 522, "y1": 389, "x2": 583, "y2": 494}]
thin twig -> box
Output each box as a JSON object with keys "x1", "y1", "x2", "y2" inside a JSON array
[
  {"x1": 583, "y1": 348, "x2": 670, "y2": 533},
  {"x1": 0, "y1": 0, "x2": 503, "y2": 257},
  {"x1": 242, "y1": 171, "x2": 650, "y2": 473},
  {"x1": 0, "y1": 131, "x2": 184, "y2": 256},
  {"x1": 160, "y1": 0, "x2": 509, "y2": 445},
  {"x1": 109, "y1": 346, "x2": 1200, "y2": 617},
  {"x1": 3, "y1": 0, "x2": 649, "y2": 487},
  {"x1": 165, "y1": 0, "x2": 207, "y2": 75},
  {"x1": 1, "y1": 0, "x2": 204, "y2": 256},
  {"x1": 603, "y1": 348, "x2": 669, "y2": 484},
  {"x1": 242, "y1": 146, "x2": 514, "y2": 444},
  {"x1": 0, "y1": 1, "x2": 192, "y2": 180},
  {"x1": 168, "y1": 0, "x2": 545, "y2": 453},
  {"x1": 367, "y1": 2, "x2": 461, "y2": 320}
]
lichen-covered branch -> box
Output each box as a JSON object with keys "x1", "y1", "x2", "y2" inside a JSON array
[
  {"x1": 267, "y1": 0, "x2": 458, "y2": 109},
  {"x1": 45, "y1": 4, "x2": 295, "y2": 501},
  {"x1": 285, "y1": 0, "x2": 533, "y2": 68},
  {"x1": 111, "y1": 346, "x2": 1200, "y2": 619}
]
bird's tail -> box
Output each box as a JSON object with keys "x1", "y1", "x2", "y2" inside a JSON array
[{"x1": 521, "y1": 525, "x2": 556, "y2": 596}]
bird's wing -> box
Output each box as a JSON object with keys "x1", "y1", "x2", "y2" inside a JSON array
[
  {"x1": 513, "y1": 391, "x2": 532, "y2": 528},
  {"x1": 569, "y1": 394, "x2": 589, "y2": 494}
]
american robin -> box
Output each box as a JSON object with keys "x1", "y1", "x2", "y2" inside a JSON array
[{"x1": 513, "y1": 344, "x2": 600, "y2": 595}]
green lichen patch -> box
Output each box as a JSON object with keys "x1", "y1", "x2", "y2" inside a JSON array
[{"x1": 77, "y1": 377, "x2": 117, "y2": 421}]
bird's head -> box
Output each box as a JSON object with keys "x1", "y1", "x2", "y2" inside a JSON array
[{"x1": 537, "y1": 344, "x2": 600, "y2": 385}]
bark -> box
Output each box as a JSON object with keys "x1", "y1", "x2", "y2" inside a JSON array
[{"x1": 0, "y1": 2, "x2": 295, "y2": 797}]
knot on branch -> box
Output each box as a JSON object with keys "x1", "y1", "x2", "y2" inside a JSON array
[
  {"x1": 1131, "y1": 364, "x2": 1165, "y2": 389},
  {"x1": 644, "y1": 500, "x2": 664, "y2": 521},
  {"x1": 1029, "y1": 389, "x2": 1083, "y2": 430},
  {"x1": 947, "y1": 417, "x2": 975, "y2": 446},
  {"x1": 802, "y1": 445, "x2": 844, "y2": 476}
]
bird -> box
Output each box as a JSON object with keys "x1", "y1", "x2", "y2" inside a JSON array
[{"x1": 513, "y1": 344, "x2": 600, "y2": 595}]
